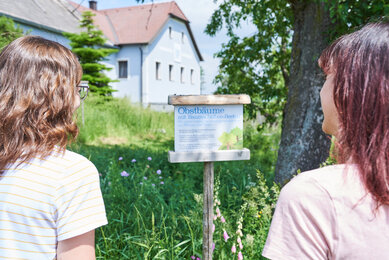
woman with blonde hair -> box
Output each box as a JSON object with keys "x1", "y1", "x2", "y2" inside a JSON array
[
  {"x1": 263, "y1": 22, "x2": 389, "y2": 259},
  {"x1": 0, "y1": 36, "x2": 107, "y2": 259}
]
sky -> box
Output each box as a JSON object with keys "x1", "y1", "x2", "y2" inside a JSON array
[{"x1": 77, "y1": 0, "x2": 231, "y2": 94}]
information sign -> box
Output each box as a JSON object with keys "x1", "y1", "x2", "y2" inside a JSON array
[{"x1": 174, "y1": 105, "x2": 243, "y2": 152}]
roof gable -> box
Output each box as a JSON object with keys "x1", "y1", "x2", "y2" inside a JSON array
[{"x1": 69, "y1": 1, "x2": 203, "y2": 61}]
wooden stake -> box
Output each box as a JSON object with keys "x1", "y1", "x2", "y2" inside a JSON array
[{"x1": 203, "y1": 161, "x2": 214, "y2": 260}]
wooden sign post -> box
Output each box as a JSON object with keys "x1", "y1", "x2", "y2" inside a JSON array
[{"x1": 168, "y1": 94, "x2": 251, "y2": 260}]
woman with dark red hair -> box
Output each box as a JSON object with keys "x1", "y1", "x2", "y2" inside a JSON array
[{"x1": 262, "y1": 22, "x2": 389, "y2": 259}]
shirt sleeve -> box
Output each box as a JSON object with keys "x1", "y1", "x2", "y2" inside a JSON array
[
  {"x1": 54, "y1": 158, "x2": 108, "y2": 241},
  {"x1": 262, "y1": 174, "x2": 338, "y2": 260}
]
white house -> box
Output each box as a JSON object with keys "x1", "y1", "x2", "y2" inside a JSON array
[{"x1": 0, "y1": 0, "x2": 203, "y2": 109}]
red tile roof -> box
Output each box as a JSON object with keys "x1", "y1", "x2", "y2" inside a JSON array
[{"x1": 68, "y1": 1, "x2": 203, "y2": 61}]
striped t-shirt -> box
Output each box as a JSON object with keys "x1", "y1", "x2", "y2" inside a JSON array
[{"x1": 0, "y1": 149, "x2": 107, "y2": 259}]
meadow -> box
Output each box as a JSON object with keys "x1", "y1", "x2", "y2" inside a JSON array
[{"x1": 70, "y1": 95, "x2": 280, "y2": 259}]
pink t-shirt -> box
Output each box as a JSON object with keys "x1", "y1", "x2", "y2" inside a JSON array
[{"x1": 262, "y1": 164, "x2": 389, "y2": 260}]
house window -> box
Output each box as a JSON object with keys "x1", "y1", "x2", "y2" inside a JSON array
[
  {"x1": 118, "y1": 60, "x2": 128, "y2": 78},
  {"x1": 169, "y1": 27, "x2": 172, "y2": 39},
  {"x1": 181, "y1": 32, "x2": 184, "y2": 43},
  {"x1": 156, "y1": 62, "x2": 161, "y2": 80},
  {"x1": 169, "y1": 65, "x2": 173, "y2": 81},
  {"x1": 190, "y1": 69, "x2": 194, "y2": 84},
  {"x1": 180, "y1": 67, "x2": 184, "y2": 83}
]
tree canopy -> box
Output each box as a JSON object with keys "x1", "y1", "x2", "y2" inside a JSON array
[
  {"x1": 206, "y1": 0, "x2": 389, "y2": 183},
  {"x1": 0, "y1": 16, "x2": 24, "y2": 49},
  {"x1": 206, "y1": 0, "x2": 389, "y2": 125},
  {"x1": 64, "y1": 11, "x2": 118, "y2": 96}
]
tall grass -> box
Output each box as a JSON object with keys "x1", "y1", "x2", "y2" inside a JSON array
[{"x1": 70, "y1": 96, "x2": 280, "y2": 259}]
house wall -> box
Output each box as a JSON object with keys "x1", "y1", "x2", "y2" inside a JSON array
[
  {"x1": 109, "y1": 46, "x2": 142, "y2": 103},
  {"x1": 18, "y1": 23, "x2": 72, "y2": 49},
  {"x1": 142, "y1": 18, "x2": 201, "y2": 105}
]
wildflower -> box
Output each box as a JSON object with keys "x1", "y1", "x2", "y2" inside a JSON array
[
  {"x1": 238, "y1": 251, "x2": 243, "y2": 260},
  {"x1": 223, "y1": 230, "x2": 229, "y2": 242},
  {"x1": 213, "y1": 215, "x2": 217, "y2": 221},
  {"x1": 146, "y1": 165, "x2": 150, "y2": 168},
  {"x1": 221, "y1": 216, "x2": 226, "y2": 223},
  {"x1": 191, "y1": 257, "x2": 195, "y2": 260},
  {"x1": 131, "y1": 159, "x2": 136, "y2": 163},
  {"x1": 237, "y1": 237, "x2": 241, "y2": 244},
  {"x1": 236, "y1": 229, "x2": 243, "y2": 237},
  {"x1": 152, "y1": 183, "x2": 155, "y2": 187},
  {"x1": 160, "y1": 181, "x2": 164, "y2": 185},
  {"x1": 197, "y1": 258, "x2": 201, "y2": 260},
  {"x1": 156, "y1": 169, "x2": 162, "y2": 175},
  {"x1": 231, "y1": 244, "x2": 236, "y2": 253},
  {"x1": 139, "y1": 182, "x2": 143, "y2": 185},
  {"x1": 239, "y1": 242, "x2": 243, "y2": 250},
  {"x1": 216, "y1": 207, "x2": 221, "y2": 218},
  {"x1": 147, "y1": 156, "x2": 152, "y2": 161},
  {"x1": 159, "y1": 176, "x2": 163, "y2": 179},
  {"x1": 108, "y1": 181, "x2": 111, "y2": 186},
  {"x1": 118, "y1": 157, "x2": 123, "y2": 161},
  {"x1": 120, "y1": 171, "x2": 129, "y2": 177},
  {"x1": 143, "y1": 176, "x2": 147, "y2": 180},
  {"x1": 212, "y1": 223, "x2": 215, "y2": 233},
  {"x1": 212, "y1": 243, "x2": 215, "y2": 252}
]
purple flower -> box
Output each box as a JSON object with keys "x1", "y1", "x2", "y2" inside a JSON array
[
  {"x1": 231, "y1": 244, "x2": 236, "y2": 253},
  {"x1": 131, "y1": 159, "x2": 136, "y2": 163},
  {"x1": 212, "y1": 242, "x2": 215, "y2": 253},
  {"x1": 118, "y1": 157, "x2": 123, "y2": 161},
  {"x1": 143, "y1": 176, "x2": 147, "y2": 180},
  {"x1": 238, "y1": 251, "x2": 243, "y2": 260},
  {"x1": 212, "y1": 223, "x2": 215, "y2": 233},
  {"x1": 152, "y1": 183, "x2": 155, "y2": 187},
  {"x1": 160, "y1": 181, "x2": 164, "y2": 185},
  {"x1": 147, "y1": 157, "x2": 152, "y2": 161},
  {"x1": 221, "y1": 216, "x2": 226, "y2": 223},
  {"x1": 120, "y1": 171, "x2": 129, "y2": 177},
  {"x1": 139, "y1": 182, "x2": 143, "y2": 185},
  {"x1": 237, "y1": 237, "x2": 241, "y2": 244},
  {"x1": 239, "y1": 242, "x2": 243, "y2": 250},
  {"x1": 197, "y1": 257, "x2": 201, "y2": 260},
  {"x1": 223, "y1": 230, "x2": 229, "y2": 242},
  {"x1": 191, "y1": 257, "x2": 195, "y2": 260},
  {"x1": 156, "y1": 169, "x2": 162, "y2": 175},
  {"x1": 216, "y1": 207, "x2": 221, "y2": 218}
]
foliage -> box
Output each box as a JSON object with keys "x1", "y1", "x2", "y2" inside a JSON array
[
  {"x1": 0, "y1": 16, "x2": 24, "y2": 49},
  {"x1": 64, "y1": 11, "x2": 118, "y2": 96},
  {"x1": 205, "y1": 0, "x2": 292, "y2": 125},
  {"x1": 69, "y1": 95, "x2": 281, "y2": 259},
  {"x1": 206, "y1": 0, "x2": 389, "y2": 126}
]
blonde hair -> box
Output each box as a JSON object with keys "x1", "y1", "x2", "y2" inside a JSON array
[{"x1": 0, "y1": 36, "x2": 82, "y2": 173}]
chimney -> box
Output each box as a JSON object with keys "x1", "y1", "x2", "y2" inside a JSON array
[{"x1": 89, "y1": 0, "x2": 97, "y2": 10}]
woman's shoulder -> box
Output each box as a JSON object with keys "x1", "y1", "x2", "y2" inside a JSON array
[
  {"x1": 38, "y1": 149, "x2": 98, "y2": 177},
  {"x1": 281, "y1": 164, "x2": 361, "y2": 202}
]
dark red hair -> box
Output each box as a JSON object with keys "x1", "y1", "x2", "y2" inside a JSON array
[{"x1": 319, "y1": 22, "x2": 389, "y2": 207}]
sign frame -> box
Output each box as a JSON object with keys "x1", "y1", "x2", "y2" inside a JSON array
[{"x1": 168, "y1": 94, "x2": 251, "y2": 260}]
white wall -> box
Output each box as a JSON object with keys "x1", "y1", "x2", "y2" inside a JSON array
[
  {"x1": 108, "y1": 47, "x2": 142, "y2": 102},
  {"x1": 142, "y1": 18, "x2": 201, "y2": 105}
]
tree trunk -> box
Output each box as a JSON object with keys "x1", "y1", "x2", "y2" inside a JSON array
[{"x1": 275, "y1": 0, "x2": 332, "y2": 184}]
